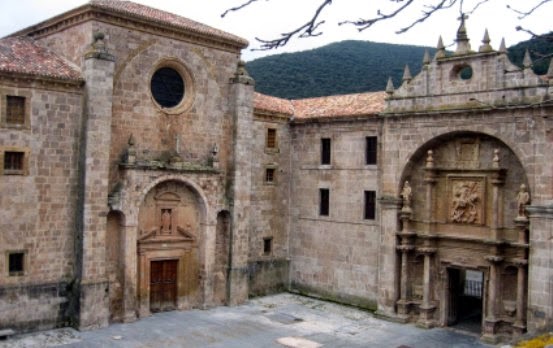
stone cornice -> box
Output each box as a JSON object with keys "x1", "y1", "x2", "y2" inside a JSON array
[
  {"x1": 0, "y1": 72, "x2": 84, "y2": 92},
  {"x1": 9, "y1": 4, "x2": 247, "y2": 54}
]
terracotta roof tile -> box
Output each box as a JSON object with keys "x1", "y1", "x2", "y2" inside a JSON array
[
  {"x1": 292, "y1": 92, "x2": 386, "y2": 119},
  {"x1": 0, "y1": 37, "x2": 82, "y2": 81},
  {"x1": 89, "y1": 0, "x2": 248, "y2": 48},
  {"x1": 254, "y1": 92, "x2": 294, "y2": 116}
]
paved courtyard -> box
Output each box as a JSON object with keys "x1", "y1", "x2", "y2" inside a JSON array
[{"x1": 1, "y1": 293, "x2": 493, "y2": 348}]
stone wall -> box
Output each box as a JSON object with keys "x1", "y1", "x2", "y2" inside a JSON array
[
  {"x1": 248, "y1": 114, "x2": 291, "y2": 296},
  {"x1": 0, "y1": 82, "x2": 83, "y2": 332},
  {"x1": 289, "y1": 120, "x2": 380, "y2": 309}
]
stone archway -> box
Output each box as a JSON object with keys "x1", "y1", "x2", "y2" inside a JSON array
[
  {"x1": 395, "y1": 131, "x2": 530, "y2": 340},
  {"x1": 136, "y1": 180, "x2": 204, "y2": 316}
]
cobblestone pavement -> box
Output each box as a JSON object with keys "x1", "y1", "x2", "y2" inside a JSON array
[{"x1": 1, "y1": 293, "x2": 494, "y2": 348}]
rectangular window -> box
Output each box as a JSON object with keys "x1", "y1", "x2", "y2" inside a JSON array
[
  {"x1": 266, "y1": 128, "x2": 277, "y2": 148},
  {"x1": 319, "y1": 188, "x2": 330, "y2": 216},
  {"x1": 8, "y1": 252, "x2": 24, "y2": 276},
  {"x1": 321, "y1": 138, "x2": 331, "y2": 165},
  {"x1": 364, "y1": 190, "x2": 376, "y2": 220},
  {"x1": 265, "y1": 168, "x2": 275, "y2": 183},
  {"x1": 4, "y1": 151, "x2": 24, "y2": 173},
  {"x1": 263, "y1": 237, "x2": 273, "y2": 255},
  {"x1": 366, "y1": 136, "x2": 377, "y2": 165},
  {"x1": 6, "y1": 96, "x2": 25, "y2": 125}
]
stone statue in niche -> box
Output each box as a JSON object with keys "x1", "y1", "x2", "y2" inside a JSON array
[
  {"x1": 516, "y1": 184, "x2": 530, "y2": 219},
  {"x1": 450, "y1": 181, "x2": 481, "y2": 224},
  {"x1": 161, "y1": 209, "x2": 172, "y2": 234}
]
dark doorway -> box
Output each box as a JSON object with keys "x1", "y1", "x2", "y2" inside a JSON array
[
  {"x1": 150, "y1": 260, "x2": 178, "y2": 312},
  {"x1": 448, "y1": 268, "x2": 483, "y2": 334}
]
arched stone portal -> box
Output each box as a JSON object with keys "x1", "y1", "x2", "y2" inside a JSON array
[
  {"x1": 136, "y1": 180, "x2": 203, "y2": 317},
  {"x1": 396, "y1": 132, "x2": 530, "y2": 341}
]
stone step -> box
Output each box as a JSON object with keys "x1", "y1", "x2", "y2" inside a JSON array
[{"x1": 0, "y1": 329, "x2": 15, "y2": 339}]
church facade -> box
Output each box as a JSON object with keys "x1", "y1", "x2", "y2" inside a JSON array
[{"x1": 0, "y1": 1, "x2": 552, "y2": 343}]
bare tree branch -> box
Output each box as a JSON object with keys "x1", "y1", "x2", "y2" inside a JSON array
[
  {"x1": 507, "y1": 0, "x2": 551, "y2": 19},
  {"x1": 252, "y1": 0, "x2": 333, "y2": 50},
  {"x1": 396, "y1": 0, "x2": 456, "y2": 34},
  {"x1": 466, "y1": 0, "x2": 491, "y2": 14},
  {"x1": 221, "y1": 0, "x2": 264, "y2": 18},
  {"x1": 338, "y1": 0, "x2": 415, "y2": 32}
]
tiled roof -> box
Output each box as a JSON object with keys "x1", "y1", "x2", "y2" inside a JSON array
[
  {"x1": 0, "y1": 37, "x2": 82, "y2": 81},
  {"x1": 88, "y1": 0, "x2": 248, "y2": 48},
  {"x1": 253, "y1": 92, "x2": 294, "y2": 116},
  {"x1": 254, "y1": 91, "x2": 386, "y2": 120},
  {"x1": 292, "y1": 92, "x2": 387, "y2": 119}
]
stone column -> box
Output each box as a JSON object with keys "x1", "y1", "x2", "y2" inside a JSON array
[
  {"x1": 375, "y1": 196, "x2": 402, "y2": 319},
  {"x1": 77, "y1": 32, "x2": 115, "y2": 330},
  {"x1": 202, "y1": 221, "x2": 217, "y2": 308},
  {"x1": 489, "y1": 153, "x2": 505, "y2": 240},
  {"x1": 483, "y1": 255, "x2": 503, "y2": 341},
  {"x1": 418, "y1": 247, "x2": 437, "y2": 328},
  {"x1": 513, "y1": 258, "x2": 528, "y2": 334},
  {"x1": 396, "y1": 206, "x2": 415, "y2": 320},
  {"x1": 228, "y1": 61, "x2": 254, "y2": 305}
]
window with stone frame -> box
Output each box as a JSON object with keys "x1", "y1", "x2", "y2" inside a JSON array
[
  {"x1": 263, "y1": 237, "x2": 273, "y2": 255},
  {"x1": 6, "y1": 96, "x2": 25, "y2": 125},
  {"x1": 321, "y1": 138, "x2": 331, "y2": 165},
  {"x1": 364, "y1": 190, "x2": 376, "y2": 220},
  {"x1": 266, "y1": 128, "x2": 277, "y2": 149},
  {"x1": 8, "y1": 251, "x2": 25, "y2": 276},
  {"x1": 366, "y1": 136, "x2": 377, "y2": 165},
  {"x1": 265, "y1": 167, "x2": 276, "y2": 183},
  {"x1": 1, "y1": 92, "x2": 31, "y2": 128},
  {"x1": 319, "y1": 188, "x2": 330, "y2": 216},
  {"x1": 1, "y1": 148, "x2": 29, "y2": 175}
]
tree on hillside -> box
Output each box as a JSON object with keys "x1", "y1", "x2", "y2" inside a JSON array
[{"x1": 222, "y1": 0, "x2": 552, "y2": 52}]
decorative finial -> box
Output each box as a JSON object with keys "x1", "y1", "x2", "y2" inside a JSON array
[
  {"x1": 128, "y1": 133, "x2": 135, "y2": 146},
  {"x1": 516, "y1": 183, "x2": 530, "y2": 220},
  {"x1": 230, "y1": 60, "x2": 255, "y2": 85},
  {"x1": 422, "y1": 49, "x2": 431, "y2": 65},
  {"x1": 479, "y1": 29, "x2": 493, "y2": 52},
  {"x1": 386, "y1": 77, "x2": 395, "y2": 95},
  {"x1": 435, "y1": 36, "x2": 446, "y2": 59},
  {"x1": 493, "y1": 148, "x2": 500, "y2": 168},
  {"x1": 523, "y1": 49, "x2": 533, "y2": 69},
  {"x1": 426, "y1": 150, "x2": 434, "y2": 168},
  {"x1": 84, "y1": 31, "x2": 114, "y2": 61},
  {"x1": 455, "y1": 13, "x2": 471, "y2": 54},
  {"x1": 211, "y1": 143, "x2": 220, "y2": 169},
  {"x1": 499, "y1": 38, "x2": 507, "y2": 53},
  {"x1": 402, "y1": 65, "x2": 412, "y2": 83}
]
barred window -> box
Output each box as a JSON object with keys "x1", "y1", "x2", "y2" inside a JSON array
[
  {"x1": 4, "y1": 151, "x2": 24, "y2": 173},
  {"x1": 265, "y1": 168, "x2": 275, "y2": 183},
  {"x1": 266, "y1": 128, "x2": 277, "y2": 148},
  {"x1": 366, "y1": 136, "x2": 377, "y2": 165},
  {"x1": 364, "y1": 190, "x2": 376, "y2": 220},
  {"x1": 6, "y1": 96, "x2": 25, "y2": 125},
  {"x1": 321, "y1": 138, "x2": 331, "y2": 165}
]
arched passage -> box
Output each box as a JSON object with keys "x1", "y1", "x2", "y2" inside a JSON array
[{"x1": 395, "y1": 131, "x2": 530, "y2": 339}]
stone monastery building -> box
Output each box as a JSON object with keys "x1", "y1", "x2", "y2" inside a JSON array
[{"x1": 1, "y1": 0, "x2": 552, "y2": 343}]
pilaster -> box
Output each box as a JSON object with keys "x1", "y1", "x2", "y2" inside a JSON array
[
  {"x1": 228, "y1": 61, "x2": 254, "y2": 305},
  {"x1": 77, "y1": 32, "x2": 115, "y2": 330}
]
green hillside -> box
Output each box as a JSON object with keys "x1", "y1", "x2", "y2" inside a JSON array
[
  {"x1": 507, "y1": 32, "x2": 553, "y2": 75},
  {"x1": 246, "y1": 34, "x2": 552, "y2": 99}
]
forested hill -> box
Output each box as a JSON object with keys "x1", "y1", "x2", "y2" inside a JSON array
[
  {"x1": 246, "y1": 34, "x2": 553, "y2": 100},
  {"x1": 246, "y1": 41, "x2": 436, "y2": 99}
]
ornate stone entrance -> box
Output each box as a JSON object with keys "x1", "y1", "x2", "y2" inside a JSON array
[
  {"x1": 137, "y1": 180, "x2": 202, "y2": 317},
  {"x1": 396, "y1": 132, "x2": 529, "y2": 341}
]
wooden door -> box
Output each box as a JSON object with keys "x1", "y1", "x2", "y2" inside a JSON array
[{"x1": 150, "y1": 260, "x2": 178, "y2": 312}]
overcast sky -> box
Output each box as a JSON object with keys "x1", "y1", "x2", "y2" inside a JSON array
[{"x1": 0, "y1": 0, "x2": 550, "y2": 61}]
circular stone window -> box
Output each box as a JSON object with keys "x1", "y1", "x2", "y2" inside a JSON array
[
  {"x1": 451, "y1": 64, "x2": 473, "y2": 81},
  {"x1": 150, "y1": 67, "x2": 185, "y2": 108}
]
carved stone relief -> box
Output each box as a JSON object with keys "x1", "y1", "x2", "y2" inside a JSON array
[{"x1": 448, "y1": 177, "x2": 485, "y2": 224}]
